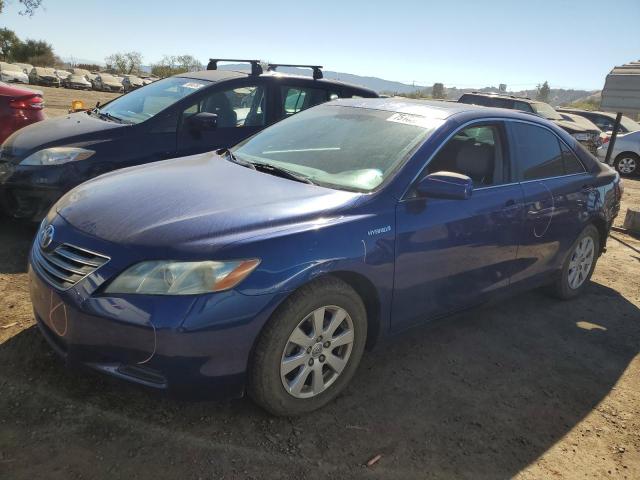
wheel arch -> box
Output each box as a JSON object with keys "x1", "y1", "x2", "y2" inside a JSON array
[{"x1": 589, "y1": 216, "x2": 609, "y2": 255}]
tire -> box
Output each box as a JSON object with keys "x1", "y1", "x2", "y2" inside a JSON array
[
  {"x1": 248, "y1": 276, "x2": 367, "y2": 416},
  {"x1": 549, "y1": 224, "x2": 600, "y2": 300},
  {"x1": 614, "y1": 153, "x2": 639, "y2": 176}
]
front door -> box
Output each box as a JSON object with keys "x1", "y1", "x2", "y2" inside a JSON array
[
  {"x1": 177, "y1": 80, "x2": 268, "y2": 156},
  {"x1": 392, "y1": 122, "x2": 524, "y2": 330}
]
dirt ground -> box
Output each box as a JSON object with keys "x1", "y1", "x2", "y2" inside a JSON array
[
  {"x1": 0, "y1": 172, "x2": 639, "y2": 478},
  {"x1": 34, "y1": 85, "x2": 121, "y2": 118}
]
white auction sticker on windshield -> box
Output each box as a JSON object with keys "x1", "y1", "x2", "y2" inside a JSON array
[
  {"x1": 182, "y1": 82, "x2": 206, "y2": 90},
  {"x1": 386, "y1": 113, "x2": 435, "y2": 129}
]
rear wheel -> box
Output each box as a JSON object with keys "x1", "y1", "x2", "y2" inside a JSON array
[
  {"x1": 248, "y1": 277, "x2": 367, "y2": 416},
  {"x1": 549, "y1": 225, "x2": 600, "y2": 299},
  {"x1": 614, "y1": 153, "x2": 639, "y2": 176}
]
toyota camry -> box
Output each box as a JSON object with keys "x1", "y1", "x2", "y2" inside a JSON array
[{"x1": 29, "y1": 98, "x2": 621, "y2": 415}]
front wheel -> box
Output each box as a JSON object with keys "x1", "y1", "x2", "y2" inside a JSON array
[
  {"x1": 248, "y1": 277, "x2": 367, "y2": 416},
  {"x1": 549, "y1": 225, "x2": 600, "y2": 299}
]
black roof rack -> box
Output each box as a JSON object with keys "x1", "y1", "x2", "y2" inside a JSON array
[
  {"x1": 267, "y1": 63, "x2": 323, "y2": 80},
  {"x1": 207, "y1": 59, "x2": 263, "y2": 75}
]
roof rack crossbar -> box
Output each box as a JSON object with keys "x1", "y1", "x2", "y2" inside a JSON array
[
  {"x1": 267, "y1": 63, "x2": 323, "y2": 80},
  {"x1": 207, "y1": 59, "x2": 263, "y2": 75}
]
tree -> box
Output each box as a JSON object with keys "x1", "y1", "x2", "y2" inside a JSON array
[
  {"x1": 11, "y1": 38, "x2": 56, "y2": 65},
  {"x1": 151, "y1": 54, "x2": 203, "y2": 78},
  {"x1": 105, "y1": 51, "x2": 143, "y2": 74},
  {"x1": 0, "y1": 28, "x2": 19, "y2": 61},
  {"x1": 432, "y1": 82, "x2": 445, "y2": 99},
  {"x1": 536, "y1": 81, "x2": 551, "y2": 103},
  {"x1": 0, "y1": 0, "x2": 44, "y2": 16}
]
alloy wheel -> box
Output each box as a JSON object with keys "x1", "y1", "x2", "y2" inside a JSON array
[
  {"x1": 617, "y1": 157, "x2": 637, "y2": 175},
  {"x1": 280, "y1": 305, "x2": 354, "y2": 399},
  {"x1": 567, "y1": 236, "x2": 595, "y2": 290}
]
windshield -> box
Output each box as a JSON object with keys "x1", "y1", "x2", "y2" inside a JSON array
[
  {"x1": 531, "y1": 102, "x2": 563, "y2": 120},
  {"x1": 99, "y1": 76, "x2": 211, "y2": 125},
  {"x1": 232, "y1": 105, "x2": 439, "y2": 192}
]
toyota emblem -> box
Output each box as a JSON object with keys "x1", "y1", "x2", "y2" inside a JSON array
[{"x1": 40, "y1": 224, "x2": 55, "y2": 249}]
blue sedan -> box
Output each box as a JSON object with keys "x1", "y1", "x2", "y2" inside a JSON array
[{"x1": 28, "y1": 99, "x2": 622, "y2": 415}]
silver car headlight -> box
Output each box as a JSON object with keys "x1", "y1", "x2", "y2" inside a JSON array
[
  {"x1": 104, "y1": 259, "x2": 261, "y2": 295},
  {"x1": 20, "y1": 147, "x2": 95, "y2": 166}
]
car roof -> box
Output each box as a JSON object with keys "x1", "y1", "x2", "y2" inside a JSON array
[
  {"x1": 175, "y1": 69, "x2": 377, "y2": 94},
  {"x1": 325, "y1": 97, "x2": 546, "y2": 122}
]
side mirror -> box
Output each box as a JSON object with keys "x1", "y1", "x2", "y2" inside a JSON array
[
  {"x1": 415, "y1": 171, "x2": 473, "y2": 200},
  {"x1": 188, "y1": 112, "x2": 218, "y2": 131}
]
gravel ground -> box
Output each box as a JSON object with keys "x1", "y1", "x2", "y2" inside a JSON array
[{"x1": 0, "y1": 169, "x2": 639, "y2": 478}]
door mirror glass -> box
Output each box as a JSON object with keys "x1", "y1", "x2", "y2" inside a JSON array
[
  {"x1": 416, "y1": 171, "x2": 473, "y2": 200},
  {"x1": 188, "y1": 112, "x2": 218, "y2": 131}
]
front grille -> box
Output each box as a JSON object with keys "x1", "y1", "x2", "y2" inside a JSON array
[{"x1": 32, "y1": 240, "x2": 109, "y2": 290}]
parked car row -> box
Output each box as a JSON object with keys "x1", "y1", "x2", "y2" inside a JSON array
[
  {"x1": 0, "y1": 61, "x2": 158, "y2": 93},
  {"x1": 457, "y1": 91, "x2": 640, "y2": 176}
]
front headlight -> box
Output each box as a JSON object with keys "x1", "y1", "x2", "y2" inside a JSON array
[
  {"x1": 104, "y1": 259, "x2": 261, "y2": 295},
  {"x1": 20, "y1": 147, "x2": 95, "y2": 166}
]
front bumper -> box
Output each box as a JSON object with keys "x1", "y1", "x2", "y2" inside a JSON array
[
  {"x1": 28, "y1": 217, "x2": 284, "y2": 398},
  {"x1": 0, "y1": 162, "x2": 70, "y2": 220}
]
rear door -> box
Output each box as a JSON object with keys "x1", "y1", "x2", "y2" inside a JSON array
[
  {"x1": 392, "y1": 121, "x2": 524, "y2": 330},
  {"x1": 177, "y1": 78, "x2": 269, "y2": 156},
  {"x1": 507, "y1": 121, "x2": 590, "y2": 286}
]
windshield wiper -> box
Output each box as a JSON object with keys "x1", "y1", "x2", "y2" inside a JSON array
[
  {"x1": 219, "y1": 149, "x2": 315, "y2": 185},
  {"x1": 219, "y1": 148, "x2": 256, "y2": 169},
  {"x1": 91, "y1": 108, "x2": 128, "y2": 124}
]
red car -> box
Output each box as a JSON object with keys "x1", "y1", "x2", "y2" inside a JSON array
[{"x1": 0, "y1": 81, "x2": 45, "y2": 144}]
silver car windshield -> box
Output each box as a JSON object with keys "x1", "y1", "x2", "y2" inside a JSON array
[
  {"x1": 99, "y1": 77, "x2": 211, "y2": 125},
  {"x1": 232, "y1": 105, "x2": 440, "y2": 192}
]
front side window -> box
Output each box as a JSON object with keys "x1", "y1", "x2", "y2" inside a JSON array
[
  {"x1": 100, "y1": 77, "x2": 211, "y2": 124},
  {"x1": 232, "y1": 105, "x2": 439, "y2": 192},
  {"x1": 511, "y1": 123, "x2": 569, "y2": 180},
  {"x1": 182, "y1": 85, "x2": 266, "y2": 128},
  {"x1": 281, "y1": 86, "x2": 327, "y2": 116},
  {"x1": 426, "y1": 124, "x2": 506, "y2": 187}
]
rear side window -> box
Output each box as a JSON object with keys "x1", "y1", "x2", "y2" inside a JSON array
[
  {"x1": 513, "y1": 101, "x2": 534, "y2": 113},
  {"x1": 560, "y1": 142, "x2": 586, "y2": 174},
  {"x1": 280, "y1": 86, "x2": 327, "y2": 116},
  {"x1": 511, "y1": 123, "x2": 564, "y2": 180}
]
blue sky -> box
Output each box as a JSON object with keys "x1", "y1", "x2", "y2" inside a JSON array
[{"x1": 2, "y1": 0, "x2": 638, "y2": 90}]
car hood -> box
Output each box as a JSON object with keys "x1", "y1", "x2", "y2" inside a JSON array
[
  {"x1": 1, "y1": 112, "x2": 125, "y2": 162},
  {"x1": 55, "y1": 152, "x2": 360, "y2": 250},
  {"x1": 553, "y1": 119, "x2": 594, "y2": 133}
]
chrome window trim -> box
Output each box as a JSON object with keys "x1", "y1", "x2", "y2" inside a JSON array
[{"x1": 401, "y1": 116, "x2": 589, "y2": 201}]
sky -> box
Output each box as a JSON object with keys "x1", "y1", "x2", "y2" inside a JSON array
[{"x1": 2, "y1": 0, "x2": 639, "y2": 90}]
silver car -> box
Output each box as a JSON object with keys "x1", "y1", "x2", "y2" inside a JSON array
[
  {"x1": 0, "y1": 62, "x2": 29, "y2": 84},
  {"x1": 597, "y1": 130, "x2": 640, "y2": 176}
]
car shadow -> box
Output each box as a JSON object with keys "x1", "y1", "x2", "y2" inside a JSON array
[{"x1": 1, "y1": 277, "x2": 638, "y2": 479}]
